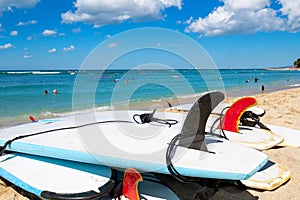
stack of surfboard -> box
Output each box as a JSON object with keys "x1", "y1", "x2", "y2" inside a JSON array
[{"x1": 0, "y1": 91, "x2": 296, "y2": 199}]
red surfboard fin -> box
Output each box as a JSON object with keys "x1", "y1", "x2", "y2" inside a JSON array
[
  {"x1": 122, "y1": 168, "x2": 143, "y2": 200},
  {"x1": 221, "y1": 97, "x2": 257, "y2": 133}
]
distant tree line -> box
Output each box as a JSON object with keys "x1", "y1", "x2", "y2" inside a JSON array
[{"x1": 294, "y1": 58, "x2": 300, "y2": 68}]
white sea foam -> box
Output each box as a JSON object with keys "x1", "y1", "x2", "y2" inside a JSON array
[
  {"x1": 4, "y1": 71, "x2": 61, "y2": 75},
  {"x1": 151, "y1": 99, "x2": 162, "y2": 102},
  {"x1": 289, "y1": 84, "x2": 300, "y2": 87},
  {"x1": 39, "y1": 111, "x2": 64, "y2": 118},
  {"x1": 96, "y1": 105, "x2": 115, "y2": 111},
  {"x1": 32, "y1": 71, "x2": 61, "y2": 75},
  {"x1": 6, "y1": 71, "x2": 31, "y2": 74}
]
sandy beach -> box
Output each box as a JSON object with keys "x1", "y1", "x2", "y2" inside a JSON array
[{"x1": 0, "y1": 87, "x2": 300, "y2": 200}]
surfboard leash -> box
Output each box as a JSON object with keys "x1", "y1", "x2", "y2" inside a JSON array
[
  {"x1": 165, "y1": 134, "x2": 221, "y2": 200},
  {"x1": 133, "y1": 109, "x2": 178, "y2": 128},
  {"x1": 213, "y1": 106, "x2": 229, "y2": 140},
  {"x1": 166, "y1": 133, "x2": 216, "y2": 183}
]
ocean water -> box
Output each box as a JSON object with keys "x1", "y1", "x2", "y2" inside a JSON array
[{"x1": 0, "y1": 69, "x2": 299, "y2": 127}]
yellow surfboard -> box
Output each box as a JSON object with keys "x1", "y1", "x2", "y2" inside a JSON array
[{"x1": 241, "y1": 161, "x2": 291, "y2": 190}]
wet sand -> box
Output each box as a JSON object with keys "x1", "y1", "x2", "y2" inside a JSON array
[{"x1": 0, "y1": 87, "x2": 300, "y2": 199}]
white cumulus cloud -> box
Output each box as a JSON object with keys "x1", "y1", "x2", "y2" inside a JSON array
[
  {"x1": 24, "y1": 54, "x2": 32, "y2": 59},
  {"x1": 42, "y1": 29, "x2": 57, "y2": 36},
  {"x1": 0, "y1": 0, "x2": 40, "y2": 16},
  {"x1": 63, "y1": 45, "x2": 75, "y2": 52},
  {"x1": 48, "y1": 48, "x2": 57, "y2": 53},
  {"x1": 185, "y1": 0, "x2": 300, "y2": 36},
  {"x1": 224, "y1": 0, "x2": 270, "y2": 10},
  {"x1": 279, "y1": 0, "x2": 300, "y2": 32},
  {"x1": 0, "y1": 43, "x2": 14, "y2": 49},
  {"x1": 186, "y1": 0, "x2": 286, "y2": 36},
  {"x1": 61, "y1": 0, "x2": 182, "y2": 26},
  {"x1": 17, "y1": 20, "x2": 37, "y2": 26},
  {"x1": 10, "y1": 30, "x2": 18, "y2": 36}
]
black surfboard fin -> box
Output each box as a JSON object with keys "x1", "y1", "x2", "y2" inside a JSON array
[{"x1": 178, "y1": 91, "x2": 225, "y2": 151}]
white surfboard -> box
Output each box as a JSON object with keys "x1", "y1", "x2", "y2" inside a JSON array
[
  {"x1": 0, "y1": 111, "x2": 268, "y2": 180},
  {"x1": 206, "y1": 116, "x2": 284, "y2": 151},
  {"x1": 0, "y1": 153, "x2": 113, "y2": 199},
  {"x1": 0, "y1": 92, "x2": 268, "y2": 181},
  {"x1": 0, "y1": 153, "x2": 180, "y2": 200},
  {"x1": 241, "y1": 161, "x2": 291, "y2": 191},
  {"x1": 266, "y1": 124, "x2": 300, "y2": 147}
]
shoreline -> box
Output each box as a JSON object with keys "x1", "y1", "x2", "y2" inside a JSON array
[
  {"x1": 0, "y1": 87, "x2": 300, "y2": 199},
  {"x1": 0, "y1": 85, "x2": 298, "y2": 129}
]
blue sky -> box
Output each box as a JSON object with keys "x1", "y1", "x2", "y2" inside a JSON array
[{"x1": 0, "y1": 0, "x2": 299, "y2": 69}]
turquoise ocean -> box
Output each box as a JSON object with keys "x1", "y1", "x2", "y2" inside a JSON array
[{"x1": 0, "y1": 69, "x2": 299, "y2": 127}]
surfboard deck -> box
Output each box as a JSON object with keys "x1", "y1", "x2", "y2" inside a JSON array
[
  {"x1": 0, "y1": 153, "x2": 113, "y2": 199},
  {"x1": 265, "y1": 124, "x2": 300, "y2": 148},
  {"x1": 241, "y1": 161, "x2": 291, "y2": 190},
  {"x1": 0, "y1": 92, "x2": 268, "y2": 181},
  {"x1": 206, "y1": 116, "x2": 284, "y2": 150},
  {"x1": 0, "y1": 153, "x2": 180, "y2": 200}
]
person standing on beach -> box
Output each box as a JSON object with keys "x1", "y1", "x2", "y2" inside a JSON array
[{"x1": 261, "y1": 85, "x2": 265, "y2": 93}]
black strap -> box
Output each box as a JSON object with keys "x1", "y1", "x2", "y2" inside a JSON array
[
  {"x1": 240, "y1": 111, "x2": 270, "y2": 130},
  {"x1": 133, "y1": 109, "x2": 178, "y2": 128}
]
